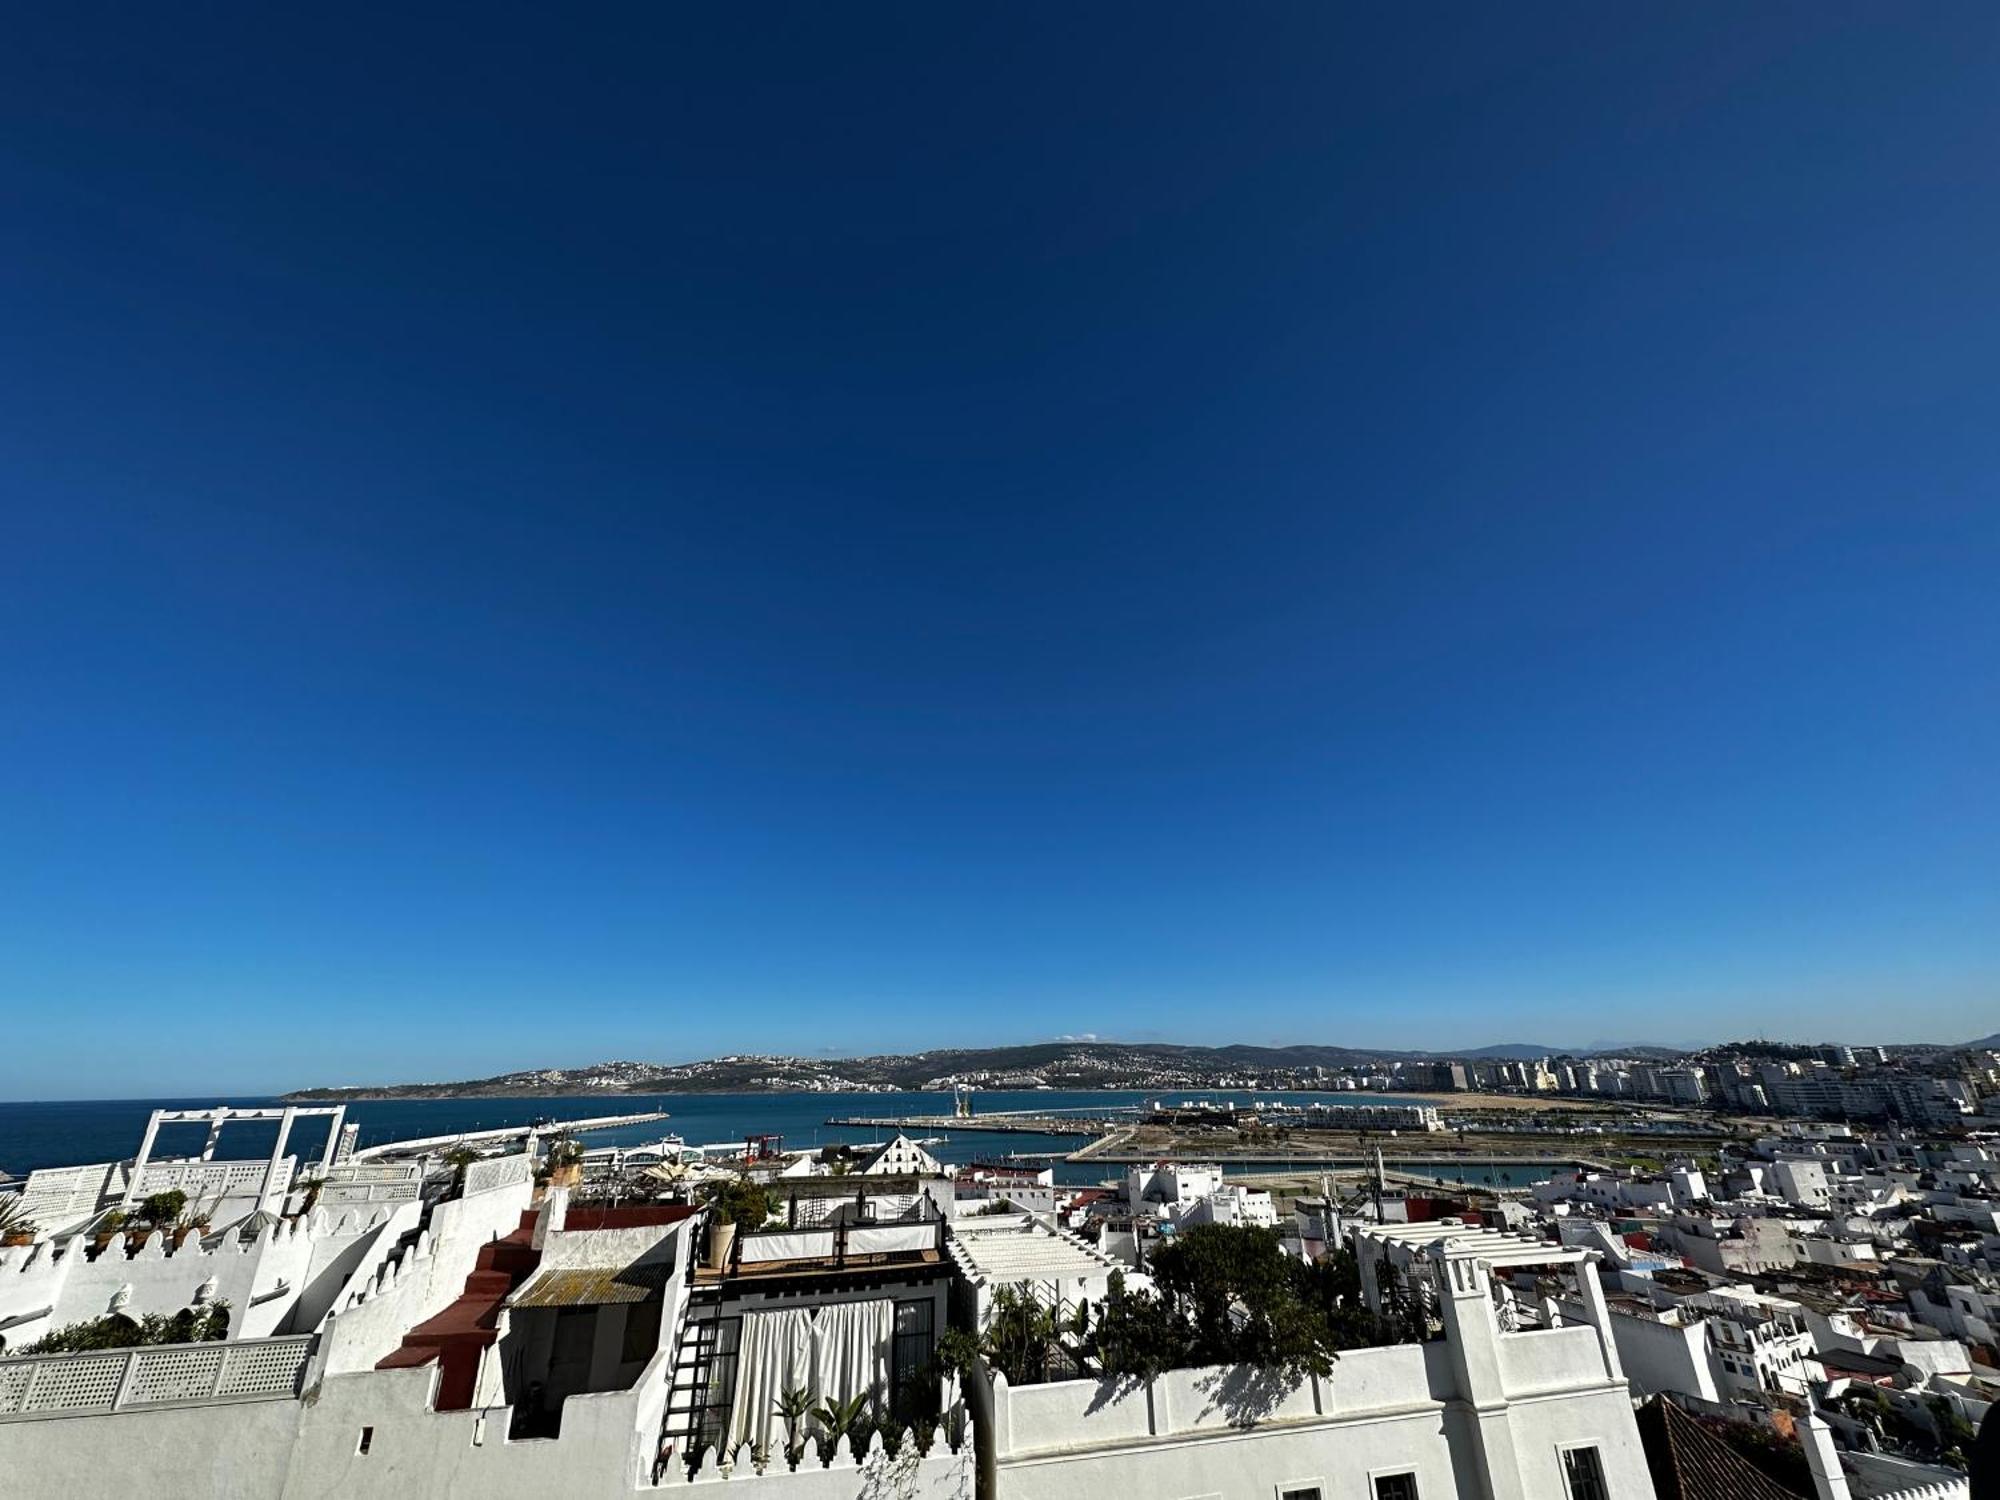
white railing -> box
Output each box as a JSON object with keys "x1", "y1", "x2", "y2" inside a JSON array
[{"x1": 0, "y1": 1334, "x2": 315, "y2": 1422}]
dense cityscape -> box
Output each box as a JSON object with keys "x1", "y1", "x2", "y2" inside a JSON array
[
  {"x1": 5, "y1": 1032, "x2": 1998, "y2": 1496},
  {"x1": 281, "y1": 1036, "x2": 2000, "y2": 1132}
]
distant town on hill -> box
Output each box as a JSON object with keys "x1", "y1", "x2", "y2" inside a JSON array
[{"x1": 279, "y1": 1033, "x2": 1996, "y2": 1100}]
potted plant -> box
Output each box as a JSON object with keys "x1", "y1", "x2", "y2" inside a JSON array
[
  {"x1": 846, "y1": 1398, "x2": 878, "y2": 1462},
  {"x1": 544, "y1": 1137, "x2": 585, "y2": 1191},
  {"x1": 0, "y1": 1194, "x2": 36, "y2": 1248},
  {"x1": 89, "y1": 1209, "x2": 126, "y2": 1257},
  {"x1": 699, "y1": 1177, "x2": 771, "y2": 1270},
  {"x1": 775, "y1": 1384, "x2": 813, "y2": 1471},
  {"x1": 134, "y1": 1189, "x2": 187, "y2": 1230},
  {"x1": 900, "y1": 1370, "x2": 940, "y2": 1455},
  {"x1": 873, "y1": 1395, "x2": 906, "y2": 1459},
  {"x1": 810, "y1": 1390, "x2": 868, "y2": 1467}
]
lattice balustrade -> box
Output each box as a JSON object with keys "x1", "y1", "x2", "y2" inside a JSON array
[
  {"x1": 461, "y1": 1152, "x2": 531, "y2": 1196},
  {"x1": 0, "y1": 1335, "x2": 314, "y2": 1422},
  {"x1": 215, "y1": 1338, "x2": 311, "y2": 1397},
  {"x1": 0, "y1": 1362, "x2": 36, "y2": 1414},
  {"x1": 127, "y1": 1344, "x2": 226, "y2": 1404},
  {"x1": 20, "y1": 1353, "x2": 125, "y2": 1412}
]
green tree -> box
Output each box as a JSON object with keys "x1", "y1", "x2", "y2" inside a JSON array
[
  {"x1": 1149, "y1": 1224, "x2": 1342, "y2": 1381},
  {"x1": 1085, "y1": 1275, "x2": 1194, "y2": 1380},
  {"x1": 134, "y1": 1190, "x2": 188, "y2": 1229},
  {"x1": 700, "y1": 1177, "x2": 773, "y2": 1232}
]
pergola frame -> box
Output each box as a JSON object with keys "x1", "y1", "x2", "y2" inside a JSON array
[{"x1": 122, "y1": 1104, "x2": 349, "y2": 1211}]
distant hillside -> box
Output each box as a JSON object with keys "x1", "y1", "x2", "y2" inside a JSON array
[{"x1": 280, "y1": 1035, "x2": 1710, "y2": 1100}]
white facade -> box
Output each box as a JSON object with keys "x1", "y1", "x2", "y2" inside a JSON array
[
  {"x1": 1770, "y1": 1158, "x2": 1833, "y2": 1209},
  {"x1": 1175, "y1": 1182, "x2": 1277, "y2": 1230},
  {"x1": 0, "y1": 1200, "x2": 1660, "y2": 1500},
  {"x1": 1125, "y1": 1161, "x2": 1224, "y2": 1217},
  {"x1": 860, "y1": 1135, "x2": 944, "y2": 1177}
]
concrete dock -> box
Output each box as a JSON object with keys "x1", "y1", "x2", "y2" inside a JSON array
[{"x1": 353, "y1": 1110, "x2": 671, "y2": 1160}]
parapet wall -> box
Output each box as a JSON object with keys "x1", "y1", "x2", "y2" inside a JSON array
[
  {"x1": 0, "y1": 1211, "x2": 375, "y2": 1349},
  {"x1": 994, "y1": 1343, "x2": 1442, "y2": 1459}
]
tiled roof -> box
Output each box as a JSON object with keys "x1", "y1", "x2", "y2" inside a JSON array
[{"x1": 1637, "y1": 1398, "x2": 1809, "y2": 1500}]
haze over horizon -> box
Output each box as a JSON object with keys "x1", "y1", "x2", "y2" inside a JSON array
[{"x1": 4, "y1": 7, "x2": 1997, "y2": 1100}]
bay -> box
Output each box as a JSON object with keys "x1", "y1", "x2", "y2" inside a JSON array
[{"x1": 0, "y1": 1090, "x2": 1566, "y2": 1190}]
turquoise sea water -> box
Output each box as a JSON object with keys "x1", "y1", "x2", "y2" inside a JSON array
[{"x1": 0, "y1": 1090, "x2": 1566, "y2": 1189}]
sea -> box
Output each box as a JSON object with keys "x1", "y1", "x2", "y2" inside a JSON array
[{"x1": 0, "y1": 1090, "x2": 1567, "y2": 1190}]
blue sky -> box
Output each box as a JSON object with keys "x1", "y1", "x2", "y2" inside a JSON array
[{"x1": 3, "y1": 6, "x2": 1996, "y2": 1098}]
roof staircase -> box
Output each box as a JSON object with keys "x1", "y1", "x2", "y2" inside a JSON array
[{"x1": 376, "y1": 1209, "x2": 540, "y2": 1411}]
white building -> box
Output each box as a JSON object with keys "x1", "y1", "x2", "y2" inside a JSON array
[
  {"x1": 1124, "y1": 1161, "x2": 1223, "y2": 1218},
  {"x1": 1300, "y1": 1102, "x2": 1445, "y2": 1133},
  {"x1": 1173, "y1": 1181, "x2": 1277, "y2": 1230},
  {"x1": 0, "y1": 1156, "x2": 1661, "y2": 1500},
  {"x1": 953, "y1": 1166, "x2": 1058, "y2": 1217},
  {"x1": 1770, "y1": 1158, "x2": 1833, "y2": 1210},
  {"x1": 1685, "y1": 1286, "x2": 1816, "y2": 1400},
  {"x1": 860, "y1": 1134, "x2": 945, "y2": 1177}
]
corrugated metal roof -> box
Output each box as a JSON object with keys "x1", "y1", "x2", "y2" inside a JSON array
[{"x1": 510, "y1": 1262, "x2": 670, "y2": 1308}]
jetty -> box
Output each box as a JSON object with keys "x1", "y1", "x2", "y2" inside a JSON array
[
  {"x1": 823, "y1": 1112, "x2": 1125, "y2": 1136},
  {"x1": 353, "y1": 1109, "x2": 671, "y2": 1160}
]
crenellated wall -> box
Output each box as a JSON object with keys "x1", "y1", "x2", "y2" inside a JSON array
[{"x1": 0, "y1": 1211, "x2": 397, "y2": 1350}]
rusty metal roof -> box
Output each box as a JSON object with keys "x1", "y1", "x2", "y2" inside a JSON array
[{"x1": 509, "y1": 1262, "x2": 670, "y2": 1308}]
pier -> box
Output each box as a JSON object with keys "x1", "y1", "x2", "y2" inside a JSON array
[
  {"x1": 353, "y1": 1110, "x2": 671, "y2": 1160},
  {"x1": 823, "y1": 1113, "x2": 1124, "y2": 1136}
]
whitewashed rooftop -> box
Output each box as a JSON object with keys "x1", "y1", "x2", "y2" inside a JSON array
[{"x1": 948, "y1": 1214, "x2": 1119, "y2": 1283}]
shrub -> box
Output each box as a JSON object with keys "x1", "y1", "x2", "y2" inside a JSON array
[
  {"x1": 701, "y1": 1177, "x2": 773, "y2": 1232},
  {"x1": 25, "y1": 1301, "x2": 230, "y2": 1355},
  {"x1": 135, "y1": 1190, "x2": 188, "y2": 1228}
]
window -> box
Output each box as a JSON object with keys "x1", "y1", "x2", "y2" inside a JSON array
[
  {"x1": 891, "y1": 1298, "x2": 936, "y2": 1419},
  {"x1": 356, "y1": 1426, "x2": 374, "y2": 1456},
  {"x1": 1373, "y1": 1475, "x2": 1419, "y2": 1500},
  {"x1": 1562, "y1": 1446, "x2": 1608, "y2": 1500},
  {"x1": 621, "y1": 1294, "x2": 664, "y2": 1363},
  {"x1": 1278, "y1": 1488, "x2": 1322, "y2": 1500}
]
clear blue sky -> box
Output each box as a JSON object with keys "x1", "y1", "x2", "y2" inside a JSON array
[{"x1": 3, "y1": 6, "x2": 1996, "y2": 1099}]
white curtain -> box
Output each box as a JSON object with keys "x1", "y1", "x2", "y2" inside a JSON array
[
  {"x1": 725, "y1": 1307, "x2": 812, "y2": 1457},
  {"x1": 723, "y1": 1298, "x2": 895, "y2": 1455},
  {"x1": 738, "y1": 1231, "x2": 837, "y2": 1263},
  {"x1": 810, "y1": 1298, "x2": 894, "y2": 1411}
]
